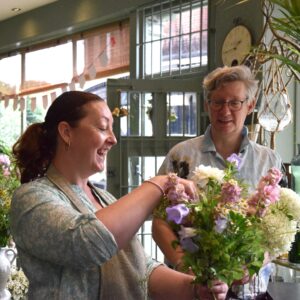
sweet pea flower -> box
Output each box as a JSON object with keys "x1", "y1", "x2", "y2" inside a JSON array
[
  {"x1": 166, "y1": 203, "x2": 189, "y2": 224},
  {"x1": 226, "y1": 153, "x2": 242, "y2": 170}
]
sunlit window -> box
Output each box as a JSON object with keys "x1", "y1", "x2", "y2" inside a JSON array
[
  {"x1": 137, "y1": 0, "x2": 208, "y2": 78},
  {"x1": 25, "y1": 43, "x2": 73, "y2": 90},
  {"x1": 0, "y1": 55, "x2": 21, "y2": 95}
]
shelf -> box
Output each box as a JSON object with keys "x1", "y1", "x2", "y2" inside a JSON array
[{"x1": 273, "y1": 259, "x2": 300, "y2": 272}]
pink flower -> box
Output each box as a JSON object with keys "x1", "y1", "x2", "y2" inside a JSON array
[
  {"x1": 261, "y1": 185, "x2": 280, "y2": 204},
  {"x1": 258, "y1": 168, "x2": 282, "y2": 187},
  {"x1": 266, "y1": 167, "x2": 282, "y2": 185},
  {"x1": 166, "y1": 183, "x2": 190, "y2": 203},
  {"x1": 0, "y1": 154, "x2": 10, "y2": 167},
  {"x1": 0, "y1": 154, "x2": 11, "y2": 177},
  {"x1": 221, "y1": 180, "x2": 242, "y2": 203}
]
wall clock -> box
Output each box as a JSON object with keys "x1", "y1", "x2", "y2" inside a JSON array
[{"x1": 221, "y1": 25, "x2": 252, "y2": 66}]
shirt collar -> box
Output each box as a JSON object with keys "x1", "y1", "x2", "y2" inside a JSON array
[{"x1": 202, "y1": 125, "x2": 250, "y2": 154}]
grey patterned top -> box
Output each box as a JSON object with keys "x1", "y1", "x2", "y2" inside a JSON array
[
  {"x1": 10, "y1": 174, "x2": 161, "y2": 300},
  {"x1": 158, "y1": 125, "x2": 283, "y2": 299}
]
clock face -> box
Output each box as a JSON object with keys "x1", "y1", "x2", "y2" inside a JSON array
[{"x1": 221, "y1": 25, "x2": 252, "y2": 66}]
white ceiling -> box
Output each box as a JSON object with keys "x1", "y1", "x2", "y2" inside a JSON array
[{"x1": 0, "y1": 0, "x2": 57, "y2": 22}]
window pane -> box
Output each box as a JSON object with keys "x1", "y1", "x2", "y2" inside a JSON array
[
  {"x1": 138, "y1": 0, "x2": 208, "y2": 77},
  {"x1": 120, "y1": 91, "x2": 153, "y2": 137},
  {"x1": 0, "y1": 55, "x2": 21, "y2": 95},
  {"x1": 167, "y1": 92, "x2": 197, "y2": 136},
  {"x1": 25, "y1": 43, "x2": 73, "y2": 90}
]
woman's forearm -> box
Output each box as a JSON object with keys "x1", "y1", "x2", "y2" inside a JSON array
[
  {"x1": 152, "y1": 217, "x2": 185, "y2": 266},
  {"x1": 96, "y1": 176, "x2": 195, "y2": 249},
  {"x1": 148, "y1": 265, "x2": 194, "y2": 300}
]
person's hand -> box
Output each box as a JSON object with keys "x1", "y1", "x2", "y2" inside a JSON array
[
  {"x1": 195, "y1": 280, "x2": 228, "y2": 300},
  {"x1": 162, "y1": 173, "x2": 198, "y2": 201},
  {"x1": 232, "y1": 267, "x2": 250, "y2": 285}
]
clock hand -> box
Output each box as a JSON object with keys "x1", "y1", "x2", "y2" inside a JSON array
[{"x1": 223, "y1": 40, "x2": 242, "y2": 54}]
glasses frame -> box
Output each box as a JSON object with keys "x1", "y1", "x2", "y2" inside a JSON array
[{"x1": 207, "y1": 98, "x2": 248, "y2": 111}]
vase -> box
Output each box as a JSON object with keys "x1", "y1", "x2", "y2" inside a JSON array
[
  {"x1": 0, "y1": 248, "x2": 16, "y2": 300},
  {"x1": 291, "y1": 144, "x2": 300, "y2": 195}
]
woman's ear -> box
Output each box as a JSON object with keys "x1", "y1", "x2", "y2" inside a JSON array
[
  {"x1": 247, "y1": 99, "x2": 256, "y2": 115},
  {"x1": 57, "y1": 121, "x2": 71, "y2": 145}
]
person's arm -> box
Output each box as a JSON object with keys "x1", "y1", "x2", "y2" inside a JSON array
[
  {"x1": 96, "y1": 175, "x2": 196, "y2": 249},
  {"x1": 148, "y1": 265, "x2": 228, "y2": 300},
  {"x1": 152, "y1": 216, "x2": 185, "y2": 269}
]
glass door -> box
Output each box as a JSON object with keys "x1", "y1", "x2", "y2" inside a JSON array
[{"x1": 106, "y1": 77, "x2": 207, "y2": 260}]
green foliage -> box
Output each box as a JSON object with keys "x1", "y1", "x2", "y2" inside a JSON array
[{"x1": 181, "y1": 197, "x2": 265, "y2": 286}]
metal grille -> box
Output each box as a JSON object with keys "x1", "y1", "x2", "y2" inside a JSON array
[{"x1": 136, "y1": 0, "x2": 208, "y2": 78}]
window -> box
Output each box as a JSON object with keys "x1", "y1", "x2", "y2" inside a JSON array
[
  {"x1": 0, "y1": 20, "x2": 130, "y2": 148},
  {"x1": 136, "y1": 0, "x2": 208, "y2": 78}
]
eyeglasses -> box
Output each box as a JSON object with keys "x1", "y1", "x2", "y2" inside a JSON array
[{"x1": 207, "y1": 99, "x2": 247, "y2": 111}]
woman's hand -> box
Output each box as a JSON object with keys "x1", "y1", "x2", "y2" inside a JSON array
[
  {"x1": 232, "y1": 267, "x2": 250, "y2": 285},
  {"x1": 195, "y1": 280, "x2": 228, "y2": 300}
]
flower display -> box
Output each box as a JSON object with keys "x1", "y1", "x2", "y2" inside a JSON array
[
  {"x1": 0, "y1": 144, "x2": 20, "y2": 247},
  {"x1": 7, "y1": 265, "x2": 29, "y2": 300},
  {"x1": 154, "y1": 154, "x2": 300, "y2": 287}
]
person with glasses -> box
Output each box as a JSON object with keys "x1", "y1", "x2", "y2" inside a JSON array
[{"x1": 152, "y1": 65, "x2": 287, "y2": 300}]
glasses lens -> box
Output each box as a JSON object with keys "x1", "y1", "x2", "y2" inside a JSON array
[
  {"x1": 209, "y1": 100, "x2": 243, "y2": 111},
  {"x1": 229, "y1": 101, "x2": 242, "y2": 111}
]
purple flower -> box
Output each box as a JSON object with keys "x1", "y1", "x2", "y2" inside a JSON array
[
  {"x1": 0, "y1": 154, "x2": 11, "y2": 176},
  {"x1": 226, "y1": 153, "x2": 242, "y2": 170},
  {"x1": 180, "y1": 237, "x2": 199, "y2": 253},
  {"x1": 166, "y1": 203, "x2": 189, "y2": 224},
  {"x1": 214, "y1": 216, "x2": 228, "y2": 233},
  {"x1": 221, "y1": 180, "x2": 242, "y2": 203}
]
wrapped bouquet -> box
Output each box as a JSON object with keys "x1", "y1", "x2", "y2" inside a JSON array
[{"x1": 154, "y1": 154, "x2": 300, "y2": 287}]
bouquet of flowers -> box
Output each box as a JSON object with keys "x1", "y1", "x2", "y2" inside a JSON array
[{"x1": 154, "y1": 154, "x2": 300, "y2": 287}]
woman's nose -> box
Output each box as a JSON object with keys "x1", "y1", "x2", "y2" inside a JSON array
[
  {"x1": 219, "y1": 102, "x2": 232, "y2": 114},
  {"x1": 108, "y1": 131, "x2": 117, "y2": 145}
]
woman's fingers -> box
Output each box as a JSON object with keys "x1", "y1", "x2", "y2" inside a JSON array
[
  {"x1": 195, "y1": 281, "x2": 228, "y2": 300},
  {"x1": 178, "y1": 178, "x2": 198, "y2": 200},
  {"x1": 211, "y1": 281, "x2": 228, "y2": 299}
]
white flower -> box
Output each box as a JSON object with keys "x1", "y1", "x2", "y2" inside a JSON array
[
  {"x1": 7, "y1": 266, "x2": 28, "y2": 300},
  {"x1": 178, "y1": 225, "x2": 197, "y2": 240},
  {"x1": 278, "y1": 187, "x2": 300, "y2": 221},
  {"x1": 260, "y1": 207, "x2": 298, "y2": 258},
  {"x1": 191, "y1": 165, "x2": 225, "y2": 189}
]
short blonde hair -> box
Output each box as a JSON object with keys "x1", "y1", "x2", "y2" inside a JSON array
[{"x1": 203, "y1": 65, "x2": 259, "y2": 102}]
